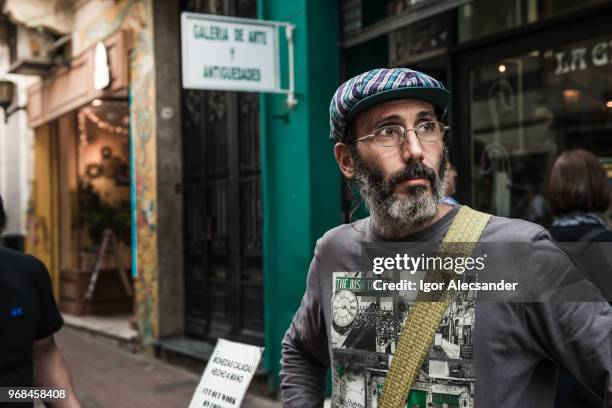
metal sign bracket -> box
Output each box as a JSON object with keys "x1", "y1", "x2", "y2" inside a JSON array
[
  {"x1": 284, "y1": 23, "x2": 298, "y2": 110},
  {"x1": 268, "y1": 21, "x2": 297, "y2": 111}
]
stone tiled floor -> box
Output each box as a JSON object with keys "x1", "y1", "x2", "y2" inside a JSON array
[
  {"x1": 61, "y1": 313, "x2": 137, "y2": 342},
  {"x1": 53, "y1": 327, "x2": 281, "y2": 408}
]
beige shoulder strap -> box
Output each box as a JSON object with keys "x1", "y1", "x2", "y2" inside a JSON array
[{"x1": 378, "y1": 206, "x2": 491, "y2": 408}]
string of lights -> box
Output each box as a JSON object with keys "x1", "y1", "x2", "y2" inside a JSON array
[
  {"x1": 82, "y1": 108, "x2": 129, "y2": 135},
  {"x1": 78, "y1": 106, "x2": 129, "y2": 147},
  {"x1": 78, "y1": 110, "x2": 88, "y2": 147}
]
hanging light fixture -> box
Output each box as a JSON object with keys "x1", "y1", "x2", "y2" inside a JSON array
[
  {"x1": 0, "y1": 80, "x2": 15, "y2": 122},
  {"x1": 0, "y1": 80, "x2": 26, "y2": 123}
]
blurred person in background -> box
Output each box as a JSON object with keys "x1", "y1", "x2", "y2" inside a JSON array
[
  {"x1": 442, "y1": 160, "x2": 459, "y2": 205},
  {"x1": 546, "y1": 149, "x2": 612, "y2": 408},
  {"x1": 0, "y1": 195, "x2": 81, "y2": 408},
  {"x1": 548, "y1": 149, "x2": 612, "y2": 242}
]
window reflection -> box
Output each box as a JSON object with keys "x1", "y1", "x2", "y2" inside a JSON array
[
  {"x1": 459, "y1": 0, "x2": 609, "y2": 43},
  {"x1": 470, "y1": 34, "x2": 612, "y2": 225}
]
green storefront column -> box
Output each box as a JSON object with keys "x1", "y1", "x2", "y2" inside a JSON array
[{"x1": 258, "y1": 0, "x2": 341, "y2": 391}]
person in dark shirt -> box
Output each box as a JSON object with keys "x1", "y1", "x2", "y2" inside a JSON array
[
  {"x1": 441, "y1": 160, "x2": 459, "y2": 206},
  {"x1": 547, "y1": 149, "x2": 612, "y2": 299},
  {"x1": 0, "y1": 195, "x2": 81, "y2": 407},
  {"x1": 546, "y1": 149, "x2": 612, "y2": 408}
]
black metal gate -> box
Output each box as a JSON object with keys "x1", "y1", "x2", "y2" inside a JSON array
[{"x1": 181, "y1": 0, "x2": 263, "y2": 345}]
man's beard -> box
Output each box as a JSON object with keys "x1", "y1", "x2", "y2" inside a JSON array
[{"x1": 351, "y1": 150, "x2": 447, "y2": 238}]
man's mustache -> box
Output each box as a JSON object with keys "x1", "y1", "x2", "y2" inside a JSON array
[{"x1": 386, "y1": 161, "x2": 437, "y2": 193}]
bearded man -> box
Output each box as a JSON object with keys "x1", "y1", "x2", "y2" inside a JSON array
[{"x1": 279, "y1": 68, "x2": 612, "y2": 408}]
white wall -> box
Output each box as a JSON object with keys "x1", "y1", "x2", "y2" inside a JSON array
[
  {"x1": 0, "y1": 0, "x2": 118, "y2": 236},
  {"x1": 0, "y1": 36, "x2": 36, "y2": 236}
]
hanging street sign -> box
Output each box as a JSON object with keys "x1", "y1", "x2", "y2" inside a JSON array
[{"x1": 181, "y1": 12, "x2": 291, "y2": 96}]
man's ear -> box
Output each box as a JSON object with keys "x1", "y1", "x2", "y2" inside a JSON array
[{"x1": 334, "y1": 143, "x2": 356, "y2": 179}]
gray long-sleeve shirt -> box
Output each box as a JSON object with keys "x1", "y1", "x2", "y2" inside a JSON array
[{"x1": 280, "y1": 206, "x2": 612, "y2": 407}]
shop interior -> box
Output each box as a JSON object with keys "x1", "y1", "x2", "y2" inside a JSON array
[
  {"x1": 55, "y1": 98, "x2": 134, "y2": 336},
  {"x1": 470, "y1": 33, "x2": 612, "y2": 226}
]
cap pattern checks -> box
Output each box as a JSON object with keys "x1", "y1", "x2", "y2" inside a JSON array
[{"x1": 329, "y1": 68, "x2": 450, "y2": 143}]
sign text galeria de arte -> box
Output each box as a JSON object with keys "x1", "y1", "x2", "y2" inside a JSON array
[
  {"x1": 181, "y1": 13, "x2": 296, "y2": 96},
  {"x1": 193, "y1": 23, "x2": 268, "y2": 82}
]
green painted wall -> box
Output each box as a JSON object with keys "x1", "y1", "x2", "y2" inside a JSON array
[{"x1": 258, "y1": 0, "x2": 341, "y2": 392}]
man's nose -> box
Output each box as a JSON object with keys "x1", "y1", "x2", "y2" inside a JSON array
[{"x1": 399, "y1": 130, "x2": 424, "y2": 162}]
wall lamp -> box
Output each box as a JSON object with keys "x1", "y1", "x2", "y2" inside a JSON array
[{"x1": 0, "y1": 80, "x2": 26, "y2": 123}]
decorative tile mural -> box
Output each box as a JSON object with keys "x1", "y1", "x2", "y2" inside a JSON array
[{"x1": 77, "y1": 0, "x2": 159, "y2": 344}]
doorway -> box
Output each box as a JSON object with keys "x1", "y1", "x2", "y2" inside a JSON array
[
  {"x1": 180, "y1": 0, "x2": 263, "y2": 346},
  {"x1": 55, "y1": 100, "x2": 134, "y2": 338}
]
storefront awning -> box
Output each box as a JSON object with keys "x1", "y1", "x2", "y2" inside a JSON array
[
  {"x1": 343, "y1": 0, "x2": 473, "y2": 48},
  {"x1": 27, "y1": 30, "x2": 130, "y2": 128}
]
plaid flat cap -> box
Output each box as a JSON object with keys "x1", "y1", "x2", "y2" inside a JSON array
[{"x1": 329, "y1": 68, "x2": 450, "y2": 143}]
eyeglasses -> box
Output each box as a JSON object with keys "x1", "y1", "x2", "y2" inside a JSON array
[{"x1": 350, "y1": 121, "x2": 449, "y2": 147}]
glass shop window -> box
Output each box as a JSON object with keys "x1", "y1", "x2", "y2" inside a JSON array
[
  {"x1": 458, "y1": 0, "x2": 609, "y2": 43},
  {"x1": 469, "y1": 34, "x2": 612, "y2": 225}
]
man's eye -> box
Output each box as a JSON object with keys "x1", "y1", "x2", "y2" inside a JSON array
[
  {"x1": 419, "y1": 122, "x2": 436, "y2": 132},
  {"x1": 379, "y1": 127, "x2": 399, "y2": 136}
]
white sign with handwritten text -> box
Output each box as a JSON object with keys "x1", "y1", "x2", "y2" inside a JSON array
[{"x1": 188, "y1": 338, "x2": 264, "y2": 408}]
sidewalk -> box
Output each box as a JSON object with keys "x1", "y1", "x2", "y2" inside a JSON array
[{"x1": 55, "y1": 327, "x2": 281, "y2": 408}]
